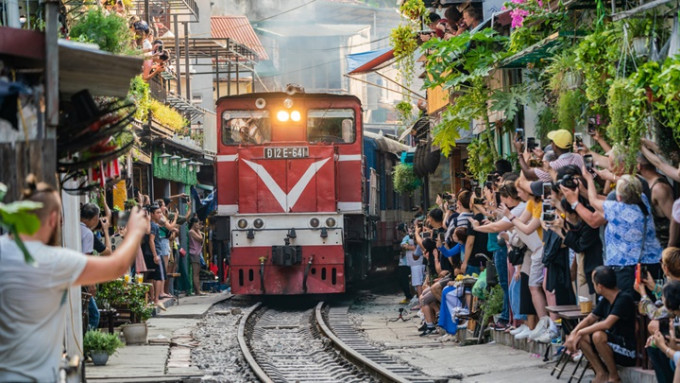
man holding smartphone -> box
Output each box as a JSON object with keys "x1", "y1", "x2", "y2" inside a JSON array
[{"x1": 515, "y1": 129, "x2": 583, "y2": 182}]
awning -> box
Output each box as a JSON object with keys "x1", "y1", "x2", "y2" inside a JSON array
[
  {"x1": 500, "y1": 32, "x2": 560, "y2": 69},
  {"x1": 347, "y1": 48, "x2": 395, "y2": 75}
]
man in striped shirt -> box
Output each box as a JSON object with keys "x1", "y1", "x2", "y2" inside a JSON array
[{"x1": 516, "y1": 129, "x2": 584, "y2": 182}]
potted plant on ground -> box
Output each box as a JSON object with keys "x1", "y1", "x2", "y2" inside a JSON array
[
  {"x1": 83, "y1": 330, "x2": 123, "y2": 366},
  {"x1": 121, "y1": 282, "x2": 154, "y2": 345},
  {"x1": 98, "y1": 278, "x2": 154, "y2": 344}
]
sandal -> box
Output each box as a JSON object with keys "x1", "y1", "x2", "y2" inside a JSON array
[
  {"x1": 159, "y1": 294, "x2": 173, "y2": 299},
  {"x1": 155, "y1": 303, "x2": 166, "y2": 311}
]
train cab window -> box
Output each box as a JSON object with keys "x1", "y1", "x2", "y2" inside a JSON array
[
  {"x1": 222, "y1": 110, "x2": 271, "y2": 145},
  {"x1": 307, "y1": 109, "x2": 355, "y2": 144}
]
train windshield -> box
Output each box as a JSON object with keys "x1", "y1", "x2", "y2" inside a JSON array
[
  {"x1": 222, "y1": 110, "x2": 272, "y2": 145},
  {"x1": 307, "y1": 109, "x2": 355, "y2": 144}
]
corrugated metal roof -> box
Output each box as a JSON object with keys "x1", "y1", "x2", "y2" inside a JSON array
[{"x1": 211, "y1": 16, "x2": 269, "y2": 60}]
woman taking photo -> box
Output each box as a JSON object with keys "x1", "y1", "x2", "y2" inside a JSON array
[{"x1": 188, "y1": 218, "x2": 206, "y2": 296}]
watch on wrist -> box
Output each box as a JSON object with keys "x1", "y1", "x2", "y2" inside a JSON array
[{"x1": 571, "y1": 201, "x2": 579, "y2": 210}]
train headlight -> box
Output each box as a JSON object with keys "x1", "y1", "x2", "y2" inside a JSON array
[
  {"x1": 325, "y1": 217, "x2": 336, "y2": 228},
  {"x1": 309, "y1": 218, "x2": 320, "y2": 228},
  {"x1": 253, "y1": 218, "x2": 264, "y2": 229},
  {"x1": 290, "y1": 110, "x2": 301, "y2": 122},
  {"x1": 277, "y1": 110, "x2": 289, "y2": 122},
  {"x1": 255, "y1": 98, "x2": 266, "y2": 109},
  {"x1": 283, "y1": 98, "x2": 293, "y2": 109},
  {"x1": 237, "y1": 219, "x2": 248, "y2": 229}
]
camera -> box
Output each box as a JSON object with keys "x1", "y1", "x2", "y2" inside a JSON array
[
  {"x1": 440, "y1": 192, "x2": 453, "y2": 201},
  {"x1": 558, "y1": 174, "x2": 579, "y2": 190},
  {"x1": 495, "y1": 192, "x2": 501, "y2": 206}
]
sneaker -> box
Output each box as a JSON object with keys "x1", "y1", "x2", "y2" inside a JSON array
[
  {"x1": 419, "y1": 327, "x2": 437, "y2": 337},
  {"x1": 535, "y1": 328, "x2": 559, "y2": 344},
  {"x1": 417, "y1": 323, "x2": 428, "y2": 332},
  {"x1": 409, "y1": 296, "x2": 419, "y2": 307},
  {"x1": 514, "y1": 326, "x2": 533, "y2": 340},
  {"x1": 527, "y1": 316, "x2": 549, "y2": 340},
  {"x1": 510, "y1": 324, "x2": 528, "y2": 335},
  {"x1": 436, "y1": 334, "x2": 454, "y2": 342},
  {"x1": 399, "y1": 298, "x2": 410, "y2": 304},
  {"x1": 571, "y1": 350, "x2": 583, "y2": 362}
]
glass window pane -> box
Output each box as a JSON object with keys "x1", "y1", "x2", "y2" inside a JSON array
[
  {"x1": 307, "y1": 109, "x2": 355, "y2": 144},
  {"x1": 221, "y1": 110, "x2": 271, "y2": 145}
]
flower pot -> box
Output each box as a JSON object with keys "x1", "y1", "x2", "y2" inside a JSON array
[
  {"x1": 564, "y1": 72, "x2": 583, "y2": 90},
  {"x1": 633, "y1": 37, "x2": 648, "y2": 57},
  {"x1": 90, "y1": 351, "x2": 109, "y2": 366},
  {"x1": 122, "y1": 323, "x2": 148, "y2": 345}
]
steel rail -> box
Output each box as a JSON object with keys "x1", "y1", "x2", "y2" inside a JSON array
[
  {"x1": 236, "y1": 302, "x2": 273, "y2": 383},
  {"x1": 314, "y1": 302, "x2": 410, "y2": 383}
]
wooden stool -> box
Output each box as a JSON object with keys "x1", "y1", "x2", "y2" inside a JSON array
[{"x1": 98, "y1": 308, "x2": 119, "y2": 334}]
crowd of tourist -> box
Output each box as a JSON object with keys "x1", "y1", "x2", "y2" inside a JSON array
[{"x1": 397, "y1": 128, "x2": 680, "y2": 383}]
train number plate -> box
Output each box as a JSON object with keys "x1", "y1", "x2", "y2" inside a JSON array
[{"x1": 264, "y1": 146, "x2": 309, "y2": 159}]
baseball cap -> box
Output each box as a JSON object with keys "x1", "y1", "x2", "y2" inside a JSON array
[
  {"x1": 547, "y1": 129, "x2": 572, "y2": 149},
  {"x1": 529, "y1": 181, "x2": 543, "y2": 197}
]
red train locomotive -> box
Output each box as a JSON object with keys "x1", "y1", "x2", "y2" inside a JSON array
[{"x1": 214, "y1": 90, "x2": 409, "y2": 295}]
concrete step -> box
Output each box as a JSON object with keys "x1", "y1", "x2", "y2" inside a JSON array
[{"x1": 491, "y1": 329, "x2": 657, "y2": 383}]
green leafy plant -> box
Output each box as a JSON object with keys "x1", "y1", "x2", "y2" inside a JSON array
[
  {"x1": 481, "y1": 284, "x2": 504, "y2": 324},
  {"x1": 466, "y1": 135, "x2": 495, "y2": 183},
  {"x1": 395, "y1": 101, "x2": 414, "y2": 122},
  {"x1": 390, "y1": 24, "x2": 418, "y2": 94},
  {"x1": 129, "y1": 75, "x2": 151, "y2": 121},
  {"x1": 83, "y1": 330, "x2": 124, "y2": 356},
  {"x1": 543, "y1": 49, "x2": 581, "y2": 94},
  {"x1": 490, "y1": 82, "x2": 543, "y2": 123},
  {"x1": 423, "y1": 28, "x2": 509, "y2": 90},
  {"x1": 557, "y1": 89, "x2": 586, "y2": 132},
  {"x1": 98, "y1": 279, "x2": 154, "y2": 323},
  {"x1": 0, "y1": 183, "x2": 42, "y2": 264},
  {"x1": 69, "y1": 9, "x2": 135, "y2": 54},
  {"x1": 399, "y1": 0, "x2": 427, "y2": 21},
  {"x1": 393, "y1": 163, "x2": 420, "y2": 194},
  {"x1": 574, "y1": 25, "x2": 622, "y2": 109},
  {"x1": 150, "y1": 100, "x2": 188, "y2": 131}
]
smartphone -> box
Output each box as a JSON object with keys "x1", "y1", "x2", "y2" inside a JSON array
[
  {"x1": 587, "y1": 118, "x2": 597, "y2": 135},
  {"x1": 542, "y1": 182, "x2": 552, "y2": 200},
  {"x1": 635, "y1": 263, "x2": 641, "y2": 286},
  {"x1": 495, "y1": 192, "x2": 501, "y2": 207},
  {"x1": 574, "y1": 132, "x2": 583, "y2": 147},
  {"x1": 474, "y1": 186, "x2": 482, "y2": 198},
  {"x1": 516, "y1": 128, "x2": 524, "y2": 141},
  {"x1": 584, "y1": 154, "x2": 594, "y2": 171},
  {"x1": 542, "y1": 202, "x2": 555, "y2": 222},
  {"x1": 660, "y1": 319, "x2": 670, "y2": 336},
  {"x1": 526, "y1": 137, "x2": 536, "y2": 151},
  {"x1": 439, "y1": 232, "x2": 446, "y2": 242},
  {"x1": 422, "y1": 232, "x2": 431, "y2": 239}
]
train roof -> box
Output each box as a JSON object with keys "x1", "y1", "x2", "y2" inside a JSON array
[
  {"x1": 216, "y1": 92, "x2": 362, "y2": 106},
  {"x1": 364, "y1": 131, "x2": 409, "y2": 155}
]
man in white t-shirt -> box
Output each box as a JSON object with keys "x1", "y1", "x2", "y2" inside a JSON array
[
  {"x1": 0, "y1": 179, "x2": 148, "y2": 382},
  {"x1": 397, "y1": 224, "x2": 414, "y2": 304}
]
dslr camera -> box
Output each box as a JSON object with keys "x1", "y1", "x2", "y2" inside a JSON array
[{"x1": 558, "y1": 174, "x2": 579, "y2": 190}]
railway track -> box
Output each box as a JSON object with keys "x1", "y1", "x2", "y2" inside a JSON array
[{"x1": 238, "y1": 301, "x2": 435, "y2": 383}]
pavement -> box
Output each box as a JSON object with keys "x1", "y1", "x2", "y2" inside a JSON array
[
  {"x1": 86, "y1": 292, "x2": 230, "y2": 383},
  {"x1": 350, "y1": 292, "x2": 655, "y2": 383}
]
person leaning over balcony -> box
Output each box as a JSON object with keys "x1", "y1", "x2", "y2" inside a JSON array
[{"x1": 0, "y1": 176, "x2": 149, "y2": 382}]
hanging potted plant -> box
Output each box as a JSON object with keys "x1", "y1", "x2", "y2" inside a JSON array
[
  {"x1": 393, "y1": 163, "x2": 420, "y2": 194},
  {"x1": 626, "y1": 19, "x2": 652, "y2": 57},
  {"x1": 83, "y1": 330, "x2": 124, "y2": 366},
  {"x1": 399, "y1": 0, "x2": 427, "y2": 22}
]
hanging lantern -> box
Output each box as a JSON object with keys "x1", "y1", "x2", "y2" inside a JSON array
[
  {"x1": 179, "y1": 158, "x2": 190, "y2": 168},
  {"x1": 159, "y1": 152, "x2": 171, "y2": 165},
  {"x1": 170, "y1": 155, "x2": 181, "y2": 165}
]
